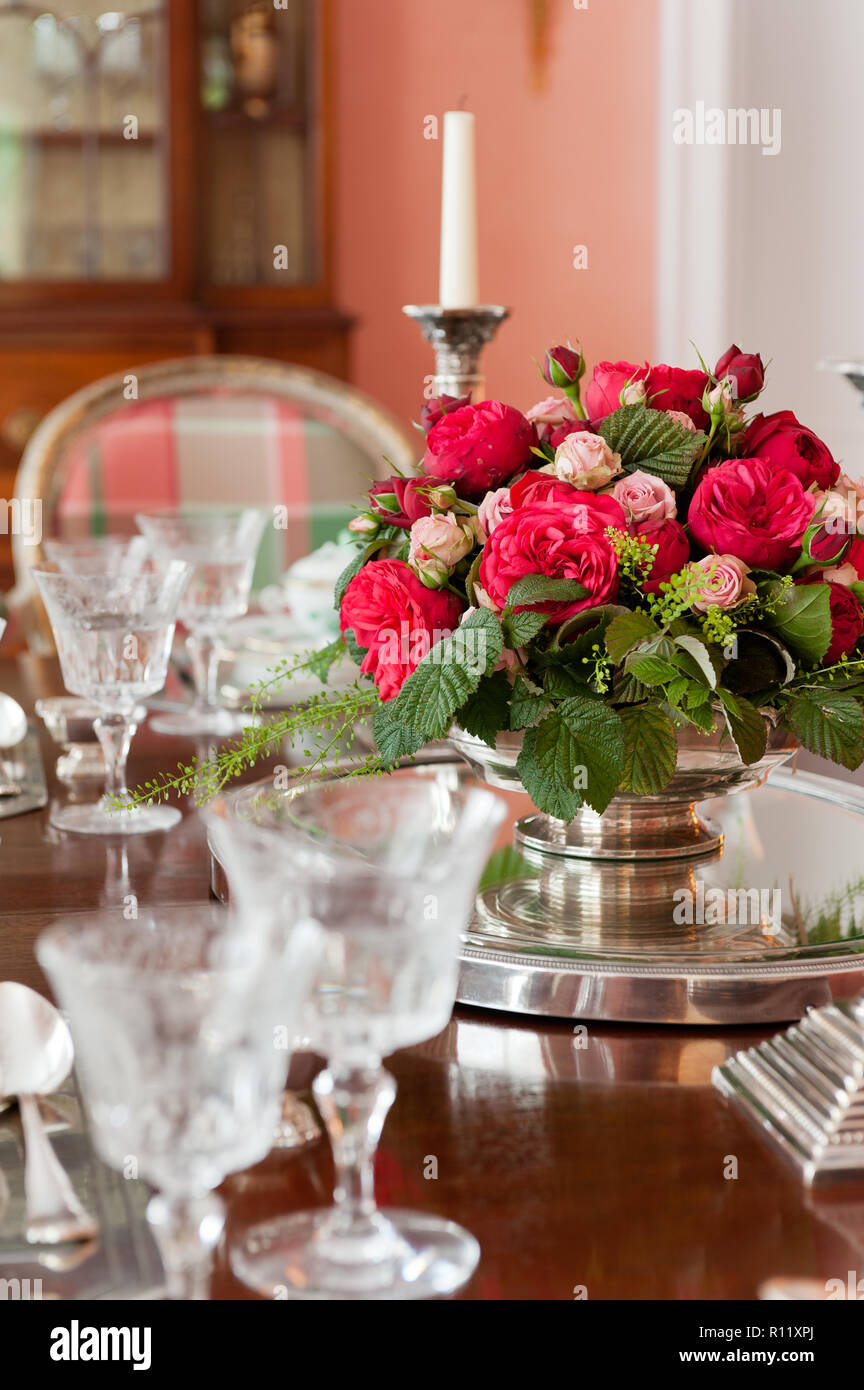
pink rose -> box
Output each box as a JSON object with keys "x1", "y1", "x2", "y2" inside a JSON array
[
  {"x1": 665, "y1": 409, "x2": 697, "y2": 432},
  {"x1": 584, "y1": 360, "x2": 649, "y2": 420},
  {"x1": 818, "y1": 562, "x2": 859, "y2": 587},
  {"x1": 689, "y1": 554, "x2": 756, "y2": 612},
  {"x1": 478, "y1": 502, "x2": 620, "y2": 625},
  {"x1": 423, "y1": 400, "x2": 535, "y2": 501},
  {"x1": 339, "y1": 558, "x2": 462, "y2": 701},
  {"x1": 688, "y1": 458, "x2": 816, "y2": 571},
  {"x1": 408, "y1": 512, "x2": 475, "y2": 588},
  {"x1": 611, "y1": 469, "x2": 676, "y2": 529},
  {"x1": 477, "y1": 487, "x2": 513, "y2": 537},
  {"x1": 743, "y1": 410, "x2": 840, "y2": 491},
  {"x1": 508, "y1": 470, "x2": 628, "y2": 535},
  {"x1": 636, "y1": 518, "x2": 690, "y2": 594},
  {"x1": 525, "y1": 395, "x2": 577, "y2": 427},
  {"x1": 553, "y1": 432, "x2": 622, "y2": 490}
]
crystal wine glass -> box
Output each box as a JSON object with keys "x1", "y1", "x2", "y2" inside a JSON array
[
  {"x1": 43, "y1": 535, "x2": 151, "y2": 576},
  {"x1": 37, "y1": 905, "x2": 322, "y2": 1300},
  {"x1": 31, "y1": 560, "x2": 190, "y2": 834},
  {"x1": 221, "y1": 773, "x2": 505, "y2": 1300},
  {"x1": 135, "y1": 509, "x2": 267, "y2": 737}
]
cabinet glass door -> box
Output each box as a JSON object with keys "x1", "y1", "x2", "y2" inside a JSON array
[
  {"x1": 0, "y1": 2, "x2": 168, "y2": 281},
  {"x1": 200, "y1": 0, "x2": 316, "y2": 287}
]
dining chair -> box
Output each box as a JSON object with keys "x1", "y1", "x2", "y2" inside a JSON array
[{"x1": 8, "y1": 356, "x2": 418, "y2": 653}]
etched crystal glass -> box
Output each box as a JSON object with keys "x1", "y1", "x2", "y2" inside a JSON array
[
  {"x1": 216, "y1": 773, "x2": 505, "y2": 1300},
  {"x1": 135, "y1": 509, "x2": 267, "y2": 736},
  {"x1": 32, "y1": 560, "x2": 189, "y2": 834},
  {"x1": 37, "y1": 905, "x2": 321, "y2": 1300}
]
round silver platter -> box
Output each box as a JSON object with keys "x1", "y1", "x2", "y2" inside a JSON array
[{"x1": 207, "y1": 755, "x2": 864, "y2": 1027}]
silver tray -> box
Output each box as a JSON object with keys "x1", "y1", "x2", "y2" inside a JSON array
[{"x1": 208, "y1": 758, "x2": 864, "y2": 1027}]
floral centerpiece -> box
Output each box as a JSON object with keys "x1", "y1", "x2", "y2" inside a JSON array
[{"x1": 128, "y1": 342, "x2": 864, "y2": 817}]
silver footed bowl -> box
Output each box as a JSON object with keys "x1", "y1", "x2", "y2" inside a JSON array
[{"x1": 449, "y1": 718, "x2": 799, "y2": 861}]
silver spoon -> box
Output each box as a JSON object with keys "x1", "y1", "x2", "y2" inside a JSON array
[
  {"x1": 0, "y1": 693, "x2": 27, "y2": 797},
  {"x1": 0, "y1": 983, "x2": 98, "y2": 1244}
]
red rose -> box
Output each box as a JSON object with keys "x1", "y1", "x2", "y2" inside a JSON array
[
  {"x1": 743, "y1": 410, "x2": 840, "y2": 491},
  {"x1": 714, "y1": 345, "x2": 765, "y2": 400},
  {"x1": 478, "y1": 502, "x2": 620, "y2": 625},
  {"x1": 688, "y1": 457, "x2": 816, "y2": 571},
  {"x1": 636, "y1": 518, "x2": 690, "y2": 594},
  {"x1": 824, "y1": 581, "x2": 864, "y2": 664},
  {"x1": 583, "y1": 360, "x2": 648, "y2": 420},
  {"x1": 509, "y1": 470, "x2": 628, "y2": 533},
  {"x1": 846, "y1": 537, "x2": 864, "y2": 579},
  {"x1": 645, "y1": 363, "x2": 710, "y2": 430},
  {"x1": 423, "y1": 400, "x2": 534, "y2": 501},
  {"x1": 420, "y1": 392, "x2": 471, "y2": 431},
  {"x1": 540, "y1": 418, "x2": 596, "y2": 449},
  {"x1": 339, "y1": 558, "x2": 462, "y2": 701}
]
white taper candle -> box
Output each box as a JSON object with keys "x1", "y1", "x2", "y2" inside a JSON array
[{"x1": 438, "y1": 111, "x2": 479, "y2": 309}]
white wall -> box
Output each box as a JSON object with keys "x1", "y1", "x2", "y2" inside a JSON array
[{"x1": 657, "y1": 0, "x2": 864, "y2": 478}]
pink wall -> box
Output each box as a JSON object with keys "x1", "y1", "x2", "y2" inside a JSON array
[{"x1": 333, "y1": 0, "x2": 659, "y2": 432}]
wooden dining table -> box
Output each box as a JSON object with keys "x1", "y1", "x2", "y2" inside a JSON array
[{"x1": 2, "y1": 651, "x2": 863, "y2": 1303}]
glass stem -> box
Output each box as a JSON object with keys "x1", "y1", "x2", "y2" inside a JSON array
[
  {"x1": 146, "y1": 1191, "x2": 225, "y2": 1302},
  {"x1": 93, "y1": 710, "x2": 134, "y2": 802},
  {"x1": 187, "y1": 629, "x2": 219, "y2": 713},
  {"x1": 313, "y1": 1063, "x2": 395, "y2": 1236}
]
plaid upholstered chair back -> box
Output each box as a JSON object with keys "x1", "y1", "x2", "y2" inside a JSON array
[{"x1": 12, "y1": 357, "x2": 418, "y2": 651}]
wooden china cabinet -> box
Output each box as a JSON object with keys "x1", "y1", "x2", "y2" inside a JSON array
[{"x1": 0, "y1": 0, "x2": 349, "y2": 590}]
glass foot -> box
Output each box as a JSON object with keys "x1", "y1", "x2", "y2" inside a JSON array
[
  {"x1": 50, "y1": 800, "x2": 182, "y2": 836},
  {"x1": 150, "y1": 708, "x2": 249, "y2": 738},
  {"x1": 231, "y1": 1208, "x2": 480, "y2": 1301}
]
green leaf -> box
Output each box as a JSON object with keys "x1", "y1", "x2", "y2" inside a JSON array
[
  {"x1": 390, "y1": 610, "x2": 503, "y2": 740},
  {"x1": 673, "y1": 635, "x2": 717, "y2": 688},
  {"x1": 551, "y1": 604, "x2": 629, "y2": 651},
  {"x1": 342, "y1": 628, "x2": 368, "y2": 666},
  {"x1": 504, "y1": 574, "x2": 588, "y2": 612},
  {"x1": 334, "y1": 550, "x2": 366, "y2": 608},
  {"x1": 717, "y1": 689, "x2": 768, "y2": 764},
  {"x1": 509, "y1": 676, "x2": 547, "y2": 730},
  {"x1": 764, "y1": 583, "x2": 832, "y2": 664},
  {"x1": 682, "y1": 700, "x2": 718, "y2": 734},
  {"x1": 597, "y1": 403, "x2": 705, "y2": 488},
  {"x1": 618, "y1": 705, "x2": 677, "y2": 794},
  {"x1": 665, "y1": 675, "x2": 691, "y2": 705},
  {"x1": 612, "y1": 668, "x2": 650, "y2": 704},
  {"x1": 543, "y1": 666, "x2": 589, "y2": 701},
  {"x1": 626, "y1": 654, "x2": 680, "y2": 686},
  {"x1": 372, "y1": 705, "x2": 426, "y2": 766},
  {"x1": 604, "y1": 610, "x2": 661, "y2": 664},
  {"x1": 517, "y1": 697, "x2": 625, "y2": 818},
  {"x1": 464, "y1": 549, "x2": 483, "y2": 607},
  {"x1": 455, "y1": 670, "x2": 512, "y2": 748},
  {"x1": 851, "y1": 582, "x2": 864, "y2": 606},
  {"x1": 306, "y1": 638, "x2": 345, "y2": 683},
  {"x1": 502, "y1": 607, "x2": 548, "y2": 648},
  {"x1": 787, "y1": 690, "x2": 864, "y2": 771}
]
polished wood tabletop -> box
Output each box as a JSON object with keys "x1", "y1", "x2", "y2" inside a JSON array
[{"x1": 2, "y1": 653, "x2": 862, "y2": 1302}]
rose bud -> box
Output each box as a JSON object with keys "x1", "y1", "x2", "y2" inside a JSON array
[
  {"x1": 477, "y1": 486, "x2": 513, "y2": 538},
  {"x1": 420, "y1": 392, "x2": 472, "y2": 432},
  {"x1": 542, "y1": 344, "x2": 584, "y2": 389},
  {"x1": 367, "y1": 476, "x2": 445, "y2": 529},
  {"x1": 714, "y1": 345, "x2": 765, "y2": 401},
  {"x1": 554, "y1": 431, "x2": 622, "y2": 490},
  {"x1": 348, "y1": 513, "x2": 379, "y2": 536},
  {"x1": 688, "y1": 554, "x2": 756, "y2": 612},
  {"x1": 423, "y1": 400, "x2": 535, "y2": 500},
  {"x1": 799, "y1": 514, "x2": 851, "y2": 566},
  {"x1": 743, "y1": 410, "x2": 840, "y2": 491},
  {"x1": 408, "y1": 512, "x2": 475, "y2": 588},
  {"x1": 612, "y1": 469, "x2": 676, "y2": 528},
  {"x1": 636, "y1": 518, "x2": 690, "y2": 594}
]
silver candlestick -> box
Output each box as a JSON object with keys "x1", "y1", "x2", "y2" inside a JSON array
[{"x1": 402, "y1": 304, "x2": 510, "y2": 401}]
